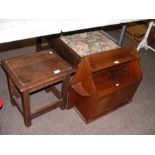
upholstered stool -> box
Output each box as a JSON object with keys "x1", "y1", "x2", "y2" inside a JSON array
[
  {"x1": 46, "y1": 30, "x2": 120, "y2": 67},
  {"x1": 2, "y1": 49, "x2": 74, "y2": 127}
]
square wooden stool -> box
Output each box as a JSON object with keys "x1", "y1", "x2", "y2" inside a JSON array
[{"x1": 1, "y1": 49, "x2": 74, "y2": 127}]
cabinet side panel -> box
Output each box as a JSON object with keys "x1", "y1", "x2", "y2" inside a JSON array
[{"x1": 68, "y1": 58, "x2": 96, "y2": 118}]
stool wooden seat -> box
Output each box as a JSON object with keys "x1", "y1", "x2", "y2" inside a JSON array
[{"x1": 2, "y1": 49, "x2": 74, "y2": 127}]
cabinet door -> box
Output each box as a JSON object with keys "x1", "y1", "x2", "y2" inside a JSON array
[
  {"x1": 112, "y1": 83, "x2": 139, "y2": 109},
  {"x1": 93, "y1": 92, "x2": 116, "y2": 117}
]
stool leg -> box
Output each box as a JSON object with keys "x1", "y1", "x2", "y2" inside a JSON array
[
  {"x1": 8, "y1": 76, "x2": 16, "y2": 106},
  {"x1": 61, "y1": 75, "x2": 71, "y2": 110},
  {"x1": 21, "y1": 91, "x2": 31, "y2": 127}
]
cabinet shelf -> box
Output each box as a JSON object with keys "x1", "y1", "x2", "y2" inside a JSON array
[
  {"x1": 94, "y1": 69, "x2": 138, "y2": 98},
  {"x1": 89, "y1": 46, "x2": 138, "y2": 72}
]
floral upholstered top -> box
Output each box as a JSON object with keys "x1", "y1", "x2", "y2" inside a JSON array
[{"x1": 60, "y1": 31, "x2": 119, "y2": 57}]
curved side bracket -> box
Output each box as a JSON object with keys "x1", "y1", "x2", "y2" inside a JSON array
[{"x1": 72, "y1": 82, "x2": 90, "y2": 96}]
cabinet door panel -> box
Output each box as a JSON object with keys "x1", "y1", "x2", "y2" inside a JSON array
[
  {"x1": 112, "y1": 83, "x2": 139, "y2": 108},
  {"x1": 94, "y1": 93, "x2": 116, "y2": 117}
]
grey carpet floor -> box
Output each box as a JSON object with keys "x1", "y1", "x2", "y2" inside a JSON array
[{"x1": 0, "y1": 35, "x2": 155, "y2": 135}]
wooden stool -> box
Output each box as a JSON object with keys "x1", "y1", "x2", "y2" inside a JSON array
[{"x1": 1, "y1": 49, "x2": 74, "y2": 127}]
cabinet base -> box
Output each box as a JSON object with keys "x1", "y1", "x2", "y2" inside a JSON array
[{"x1": 74, "y1": 100, "x2": 132, "y2": 124}]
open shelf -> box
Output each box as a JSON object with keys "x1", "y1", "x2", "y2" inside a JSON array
[
  {"x1": 88, "y1": 46, "x2": 138, "y2": 72},
  {"x1": 94, "y1": 69, "x2": 138, "y2": 98}
]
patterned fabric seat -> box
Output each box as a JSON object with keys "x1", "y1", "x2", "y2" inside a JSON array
[{"x1": 60, "y1": 31, "x2": 119, "y2": 57}]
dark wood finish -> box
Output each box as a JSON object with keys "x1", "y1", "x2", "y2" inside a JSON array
[
  {"x1": 21, "y1": 91, "x2": 31, "y2": 127},
  {"x1": 36, "y1": 37, "x2": 51, "y2": 52},
  {"x1": 8, "y1": 76, "x2": 16, "y2": 106},
  {"x1": 68, "y1": 46, "x2": 142, "y2": 123},
  {"x1": 12, "y1": 95, "x2": 23, "y2": 115},
  {"x1": 61, "y1": 75, "x2": 72, "y2": 109},
  {"x1": 2, "y1": 49, "x2": 73, "y2": 92},
  {"x1": 2, "y1": 49, "x2": 74, "y2": 127},
  {"x1": 45, "y1": 37, "x2": 81, "y2": 67},
  {"x1": 36, "y1": 37, "x2": 43, "y2": 51}
]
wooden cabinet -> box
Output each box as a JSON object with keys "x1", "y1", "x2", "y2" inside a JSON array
[{"x1": 68, "y1": 46, "x2": 142, "y2": 123}]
